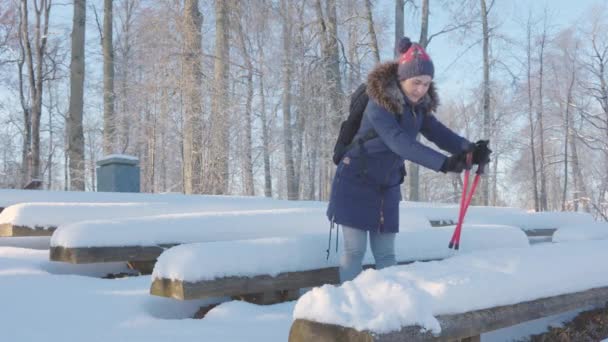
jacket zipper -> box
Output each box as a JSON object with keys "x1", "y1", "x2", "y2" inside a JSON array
[
  {"x1": 378, "y1": 198, "x2": 385, "y2": 232},
  {"x1": 378, "y1": 159, "x2": 399, "y2": 233},
  {"x1": 411, "y1": 104, "x2": 417, "y2": 121}
]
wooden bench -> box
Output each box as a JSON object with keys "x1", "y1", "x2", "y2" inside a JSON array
[
  {"x1": 49, "y1": 212, "x2": 456, "y2": 274},
  {"x1": 150, "y1": 259, "x2": 442, "y2": 305},
  {"x1": 150, "y1": 227, "x2": 528, "y2": 306},
  {"x1": 50, "y1": 244, "x2": 177, "y2": 274},
  {"x1": 289, "y1": 286, "x2": 608, "y2": 341}
]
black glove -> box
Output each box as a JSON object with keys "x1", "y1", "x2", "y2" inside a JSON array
[
  {"x1": 472, "y1": 140, "x2": 492, "y2": 165},
  {"x1": 440, "y1": 153, "x2": 467, "y2": 174}
]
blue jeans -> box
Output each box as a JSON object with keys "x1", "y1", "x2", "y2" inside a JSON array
[{"x1": 339, "y1": 225, "x2": 396, "y2": 282}]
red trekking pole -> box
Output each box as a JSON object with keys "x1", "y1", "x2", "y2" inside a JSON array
[{"x1": 448, "y1": 153, "x2": 487, "y2": 250}]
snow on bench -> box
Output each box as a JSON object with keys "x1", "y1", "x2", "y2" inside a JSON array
[
  {"x1": 400, "y1": 204, "x2": 595, "y2": 240},
  {"x1": 49, "y1": 207, "x2": 436, "y2": 270},
  {"x1": 1, "y1": 198, "x2": 462, "y2": 238},
  {"x1": 553, "y1": 221, "x2": 608, "y2": 243},
  {"x1": 0, "y1": 189, "x2": 298, "y2": 208},
  {"x1": 290, "y1": 239, "x2": 608, "y2": 342},
  {"x1": 49, "y1": 208, "x2": 337, "y2": 272},
  {"x1": 0, "y1": 195, "x2": 325, "y2": 237},
  {"x1": 149, "y1": 225, "x2": 528, "y2": 303}
]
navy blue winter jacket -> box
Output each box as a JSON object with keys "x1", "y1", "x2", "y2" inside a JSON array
[{"x1": 327, "y1": 62, "x2": 471, "y2": 233}]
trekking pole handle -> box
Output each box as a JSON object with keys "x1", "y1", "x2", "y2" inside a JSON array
[{"x1": 476, "y1": 160, "x2": 487, "y2": 175}]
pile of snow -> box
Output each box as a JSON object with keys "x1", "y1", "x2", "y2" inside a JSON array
[
  {"x1": 553, "y1": 222, "x2": 608, "y2": 243},
  {"x1": 153, "y1": 224, "x2": 528, "y2": 282},
  {"x1": 0, "y1": 197, "x2": 326, "y2": 230},
  {"x1": 293, "y1": 239, "x2": 608, "y2": 335}
]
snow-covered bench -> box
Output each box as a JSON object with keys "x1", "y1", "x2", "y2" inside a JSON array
[
  {"x1": 49, "y1": 208, "x2": 339, "y2": 273},
  {"x1": 289, "y1": 240, "x2": 608, "y2": 342},
  {"x1": 150, "y1": 225, "x2": 528, "y2": 305},
  {"x1": 0, "y1": 195, "x2": 325, "y2": 237},
  {"x1": 48, "y1": 207, "x2": 442, "y2": 273},
  {"x1": 401, "y1": 204, "x2": 596, "y2": 243}
]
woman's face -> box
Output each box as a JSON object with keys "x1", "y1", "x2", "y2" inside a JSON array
[{"x1": 399, "y1": 75, "x2": 432, "y2": 104}]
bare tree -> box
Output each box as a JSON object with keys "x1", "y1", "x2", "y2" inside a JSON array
[
  {"x1": 364, "y1": 0, "x2": 380, "y2": 63},
  {"x1": 206, "y1": 0, "x2": 230, "y2": 195},
  {"x1": 480, "y1": 0, "x2": 491, "y2": 205},
  {"x1": 314, "y1": 0, "x2": 343, "y2": 200},
  {"x1": 524, "y1": 13, "x2": 540, "y2": 211},
  {"x1": 536, "y1": 13, "x2": 549, "y2": 211},
  {"x1": 234, "y1": 1, "x2": 255, "y2": 196},
  {"x1": 18, "y1": 0, "x2": 52, "y2": 186},
  {"x1": 181, "y1": 0, "x2": 203, "y2": 194},
  {"x1": 67, "y1": 0, "x2": 86, "y2": 190},
  {"x1": 395, "y1": 0, "x2": 404, "y2": 57},
  {"x1": 102, "y1": 0, "x2": 114, "y2": 155},
  {"x1": 280, "y1": 0, "x2": 297, "y2": 200}
]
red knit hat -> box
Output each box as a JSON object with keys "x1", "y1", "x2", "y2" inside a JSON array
[{"x1": 397, "y1": 37, "x2": 434, "y2": 81}]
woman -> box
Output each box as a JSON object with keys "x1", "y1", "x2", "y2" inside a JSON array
[{"x1": 327, "y1": 37, "x2": 491, "y2": 282}]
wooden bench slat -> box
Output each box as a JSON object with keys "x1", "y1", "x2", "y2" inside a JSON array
[
  {"x1": 0, "y1": 223, "x2": 56, "y2": 237},
  {"x1": 49, "y1": 245, "x2": 176, "y2": 264},
  {"x1": 150, "y1": 259, "x2": 442, "y2": 301},
  {"x1": 289, "y1": 286, "x2": 608, "y2": 341},
  {"x1": 151, "y1": 267, "x2": 339, "y2": 300}
]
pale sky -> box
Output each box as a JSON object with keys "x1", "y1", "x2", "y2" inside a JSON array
[{"x1": 378, "y1": 0, "x2": 607, "y2": 98}]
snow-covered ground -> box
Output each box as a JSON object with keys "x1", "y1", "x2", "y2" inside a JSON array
[{"x1": 0, "y1": 192, "x2": 606, "y2": 341}]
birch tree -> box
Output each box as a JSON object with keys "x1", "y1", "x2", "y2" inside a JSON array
[
  {"x1": 102, "y1": 0, "x2": 114, "y2": 155},
  {"x1": 206, "y1": 0, "x2": 230, "y2": 195},
  {"x1": 67, "y1": 0, "x2": 85, "y2": 190},
  {"x1": 181, "y1": 0, "x2": 203, "y2": 194},
  {"x1": 18, "y1": 0, "x2": 51, "y2": 186}
]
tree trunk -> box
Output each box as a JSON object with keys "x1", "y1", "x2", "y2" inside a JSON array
[
  {"x1": 207, "y1": 0, "x2": 230, "y2": 194},
  {"x1": 408, "y1": 0, "x2": 429, "y2": 202},
  {"x1": 562, "y1": 67, "x2": 576, "y2": 210},
  {"x1": 537, "y1": 21, "x2": 548, "y2": 211},
  {"x1": 19, "y1": 0, "x2": 50, "y2": 185},
  {"x1": 67, "y1": 0, "x2": 86, "y2": 190},
  {"x1": 364, "y1": 0, "x2": 380, "y2": 63},
  {"x1": 182, "y1": 0, "x2": 203, "y2": 194},
  {"x1": 314, "y1": 0, "x2": 343, "y2": 133},
  {"x1": 480, "y1": 0, "x2": 491, "y2": 205},
  {"x1": 281, "y1": 0, "x2": 297, "y2": 200},
  {"x1": 394, "y1": 0, "x2": 404, "y2": 57},
  {"x1": 17, "y1": 1, "x2": 30, "y2": 186},
  {"x1": 526, "y1": 16, "x2": 539, "y2": 211},
  {"x1": 419, "y1": 0, "x2": 429, "y2": 47},
  {"x1": 235, "y1": 4, "x2": 255, "y2": 196},
  {"x1": 102, "y1": 0, "x2": 115, "y2": 155},
  {"x1": 260, "y1": 72, "x2": 272, "y2": 198}
]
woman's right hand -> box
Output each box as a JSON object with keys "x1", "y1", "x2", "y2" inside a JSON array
[
  {"x1": 472, "y1": 140, "x2": 491, "y2": 165},
  {"x1": 440, "y1": 153, "x2": 467, "y2": 173}
]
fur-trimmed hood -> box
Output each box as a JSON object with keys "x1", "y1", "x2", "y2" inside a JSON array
[{"x1": 366, "y1": 61, "x2": 439, "y2": 114}]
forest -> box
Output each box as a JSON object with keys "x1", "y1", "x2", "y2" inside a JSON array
[{"x1": 0, "y1": 0, "x2": 606, "y2": 219}]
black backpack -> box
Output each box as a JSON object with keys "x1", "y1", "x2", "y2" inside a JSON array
[{"x1": 332, "y1": 83, "x2": 371, "y2": 165}]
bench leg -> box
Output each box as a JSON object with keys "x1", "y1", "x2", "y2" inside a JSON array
[
  {"x1": 127, "y1": 260, "x2": 156, "y2": 275},
  {"x1": 193, "y1": 303, "x2": 220, "y2": 319},
  {"x1": 234, "y1": 289, "x2": 300, "y2": 305}
]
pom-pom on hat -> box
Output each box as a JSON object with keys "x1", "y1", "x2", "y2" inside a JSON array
[{"x1": 396, "y1": 37, "x2": 434, "y2": 81}]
